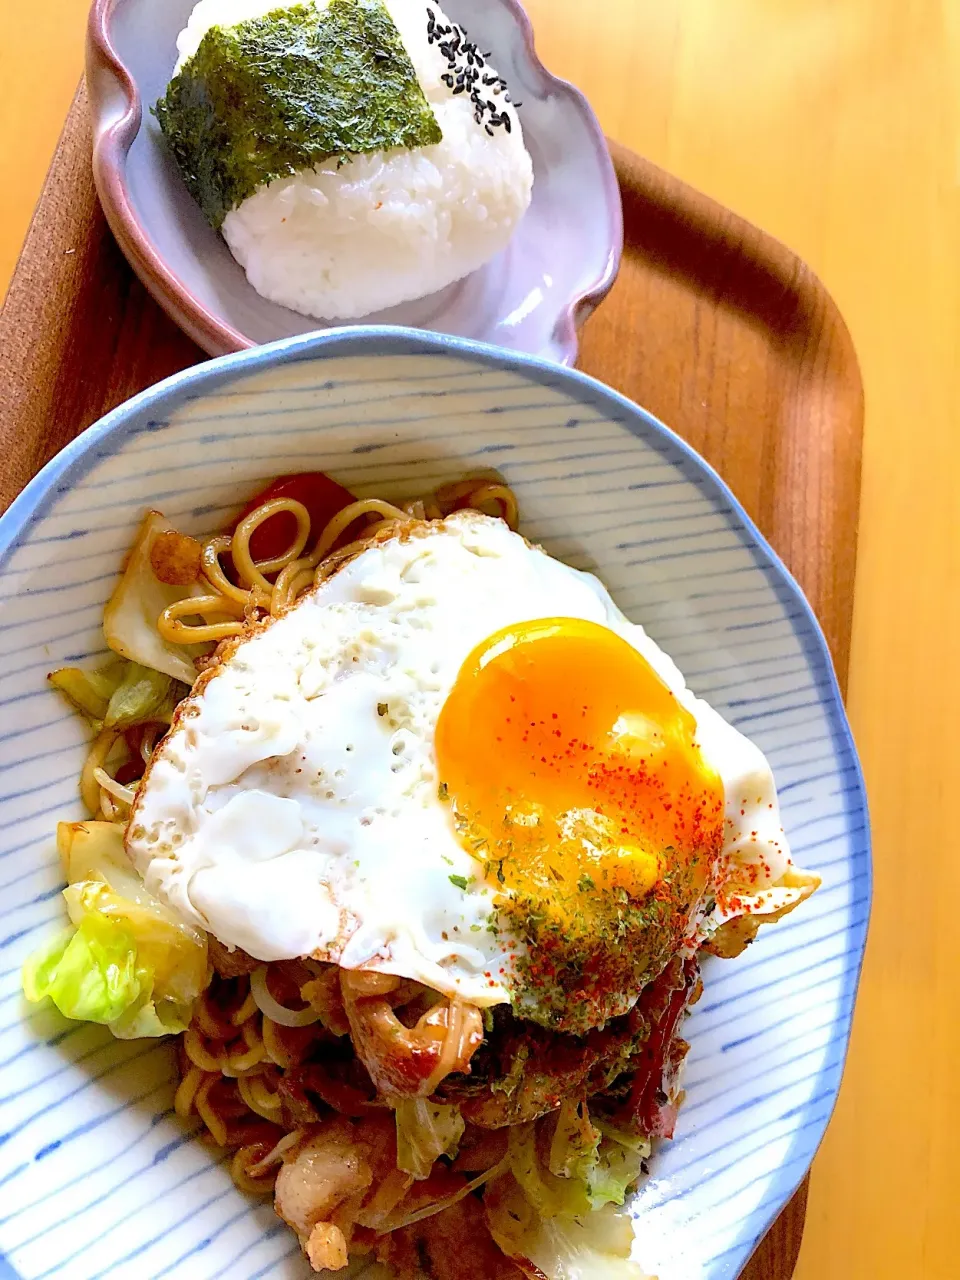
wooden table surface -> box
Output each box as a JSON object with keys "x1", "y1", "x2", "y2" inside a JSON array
[{"x1": 1, "y1": 3, "x2": 956, "y2": 1277}]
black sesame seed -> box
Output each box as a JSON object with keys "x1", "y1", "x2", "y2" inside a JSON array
[{"x1": 428, "y1": 13, "x2": 518, "y2": 133}]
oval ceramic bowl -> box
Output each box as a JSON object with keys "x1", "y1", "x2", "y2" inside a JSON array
[
  {"x1": 86, "y1": 0, "x2": 622, "y2": 364},
  {"x1": 0, "y1": 330, "x2": 869, "y2": 1280}
]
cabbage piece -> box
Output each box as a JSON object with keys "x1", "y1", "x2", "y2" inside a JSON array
[
  {"x1": 395, "y1": 1099, "x2": 465, "y2": 1180},
  {"x1": 518, "y1": 1109, "x2": 646, "y2": 1220},
  {"x1": 704, "y1": 867, "x2": 821, "y2": 959},
  {"x1": 58, "y1": 819, "x2": 132, "y2": 884},
  {"x1": 109, "y1": 979, "x2": 198, "y2": 1040},
  {"x1": 103, "y1": 662, "x2": 173, "y2": 730},
  {"x1": 594, "y1": 1119, "x2": 653, "y2": 1157},
  {"x1": 486, "y1": 1173, "x2": 652, "y2": 1280},
  {"x1": 63, "y1": 881, "x2": 206, "y2": 1009},
  {"x1": 103, "y1": 510, "x2": 212, "y2": 683},
  {"x1": 549, "y1": 1098, "x2": 601, "y2": 1183},
  {"x1": 49, "y1": 657, "x2": 183, "y2": 735},
  {"x1": 22, "y1": 914, "x2": 140, "y2": 1024},
  {"x1": 48, "y1": 661, "x2": 125, "y2": 724},
  {"x1": 510, "y1": 1123, "x2": 592, "y2": 1219},
  {"x1": 152, "y1": 678, "x2": 191, "y2": 726},
  {"x1": 586, "y1": 1139, "x2": 646, "y2": 1211},
  {"x1": 24, "y1": 823, "x2": 207, "y2": 1038},
  {"x1": 490, "y1": 1111, "x2": 652, "y2": 1276},
  {"x1": 518, "y1": 1205, "x2": 653, "y2": 1280},
  {"x1": 555, "y1": 1108, "x2": 650, "y2": 1211}
]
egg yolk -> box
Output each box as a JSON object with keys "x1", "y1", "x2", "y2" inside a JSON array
[{"x1": 435, "y1": 618, "x2": 725, "y2": 1028}]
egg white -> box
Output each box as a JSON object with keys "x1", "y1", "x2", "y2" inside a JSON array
[{"x1": 127, "y1": 513, "x2": 794, "y2": 1007}]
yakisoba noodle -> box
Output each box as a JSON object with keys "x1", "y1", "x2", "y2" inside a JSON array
[
  {"x1": 174, "y1": 967, "x2": 308, "y2": 1196},
  {"x1": 82, "y1": 478, "x2": 518, "y2": 826}
]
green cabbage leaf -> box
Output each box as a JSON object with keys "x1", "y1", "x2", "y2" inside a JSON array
[
  {"x1": 49, "y1": 656, "x2": 183, "y2": 733},
  {"x1": 518, "y1": 1102, "x2": 650, "y2": 1217},
  {"x1": 486, "y1": 1171, "x2": 652, "y2": 1279},
  {"x1": 483, "y1": 1107, "x2": 652, "y2": 1278},
  {"x1": 22, "y1": 822, "x2": 206, "y2": 1038},
  {"x1": 101, "y1": 662, "x2": 174, "y2": 730},
  {"x1": 395, "y1": 1099, "x2": 465, "y2": 1180},
  {"x1": 22, "y1": 914, "x2": 139, "y2": 1025}
]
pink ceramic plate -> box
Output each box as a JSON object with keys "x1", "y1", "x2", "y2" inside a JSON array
[{"x1": 86, "y1": 0, "x2": 623, "y2": 362}]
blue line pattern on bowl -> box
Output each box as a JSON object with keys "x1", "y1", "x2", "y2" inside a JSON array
[{"x1": 0, "y1": 328, "x2": 869, "y2": 1279}]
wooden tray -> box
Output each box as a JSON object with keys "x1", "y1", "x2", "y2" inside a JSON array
[{"x1": 0, "y1": 87, "x2": 864, "y2": 1280}]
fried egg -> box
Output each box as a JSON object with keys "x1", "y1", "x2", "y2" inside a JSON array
[{"x1": 128, "y1": 513, "x2": 801, "y2": 1031}]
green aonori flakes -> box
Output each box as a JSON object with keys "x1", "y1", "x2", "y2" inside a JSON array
[
  {"x1": 491, "y1": 877, "x2": 688, "y2": 1034},
  {"x1": 154, "y1": 0, "x2": 442, "y2": 230}
]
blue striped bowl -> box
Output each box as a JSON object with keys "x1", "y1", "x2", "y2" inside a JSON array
[{"x1": 0, "y1": 329, "x2": 869, "y2": 1280}]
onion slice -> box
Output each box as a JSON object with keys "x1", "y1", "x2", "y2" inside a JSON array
[
  {"x1": 250, "y1": 965, "x2": 322, "y2": 1028},
  {"x1": 379, "y1": 1157, "x2": 510, "y2": 1234},
  {"x1": 246, "y1": 1128, "x2": 304, "y2": 1178}
]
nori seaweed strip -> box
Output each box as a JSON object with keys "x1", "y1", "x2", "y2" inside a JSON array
[{"x1": 154, "y1": 0, "x2": 442, "y2": 230}]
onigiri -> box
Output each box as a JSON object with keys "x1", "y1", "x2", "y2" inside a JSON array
[{"x1": 156, "y1": 0, "x2": 534, "y2": 320}]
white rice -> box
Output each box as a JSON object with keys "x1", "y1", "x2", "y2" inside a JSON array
[{"x1": 174, "y1": 0, "x2": 534, "y2": 319}]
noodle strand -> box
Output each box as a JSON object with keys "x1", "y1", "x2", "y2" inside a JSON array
[
  {"x1": 158, "y1": 595, "x2": 247, "y2": 644},
  {"x1": 233, "y1": 498, "x2": 312, "y2": 587},
  {"x1": 201, "y1": 534, "x2": 269, "y2": 608},
  {"x1": 81, "y1": 728, "x2": 121, "y2": 815}
]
